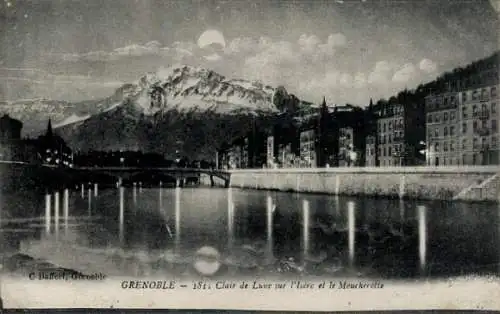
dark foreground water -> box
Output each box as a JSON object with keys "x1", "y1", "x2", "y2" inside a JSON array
[{"x1": 0, "y1": 186, "x2": 499, "y2": 280}]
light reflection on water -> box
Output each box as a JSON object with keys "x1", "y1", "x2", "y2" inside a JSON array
[{"x1": 0, "y1": 186, "x2": 499, "y2": 280}]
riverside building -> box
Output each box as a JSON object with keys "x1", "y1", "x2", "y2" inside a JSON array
[
  {"x1": 425, "y1": 92, "x2": 459, "y2": 166},
  {"x1": 338, "y1": 127, "x2": 355, "y2": 167},
  {"x1": 376, "y1": 103, "x2": 406, "y2": 167},
  {"x1": 365, "y1": 135, "x2": 376, "y2": 167},
  {"x1": 299, "y1": 129, "x2": 317, "y2": 168},
  {"x1": 459, "y1": 84, "x2": 499, "y2": 165}
]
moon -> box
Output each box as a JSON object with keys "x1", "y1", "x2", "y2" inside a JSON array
[{"x1": 197, "y1": 29, "x2": 226, "y2": 49}]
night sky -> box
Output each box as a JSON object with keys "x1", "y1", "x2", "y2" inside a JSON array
[{"x1": 0, "y1": 0, "x2": 498, "y2": 105}]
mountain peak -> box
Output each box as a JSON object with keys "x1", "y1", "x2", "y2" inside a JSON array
[{"x1": 129, "y1": 65, "x2": 279, "y2": 115}]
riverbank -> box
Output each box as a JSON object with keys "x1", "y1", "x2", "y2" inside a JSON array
[{"x1": 203, "y1": 166, "x2": 499, "y2": 203}]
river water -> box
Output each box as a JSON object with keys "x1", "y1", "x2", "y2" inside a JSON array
[{"x1": 0, "y1": 186, "x2": 499, "y2": 280}]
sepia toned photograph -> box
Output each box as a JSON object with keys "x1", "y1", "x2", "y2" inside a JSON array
[{"x1": 0, "y1": 0, "x2": 499, "y2": 311}]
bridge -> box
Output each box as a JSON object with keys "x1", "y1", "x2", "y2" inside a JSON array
[
  {"x1": 72, "y1": 166, "x2": 231, "y2": 187},
  {"x1": 0, "y1": 161, "x2": 231, "y2": 192}
]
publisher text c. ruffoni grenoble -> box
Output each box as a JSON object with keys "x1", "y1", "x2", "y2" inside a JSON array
[{"x1": 329, "y1": 280, "x2": 385, "y2": 289}]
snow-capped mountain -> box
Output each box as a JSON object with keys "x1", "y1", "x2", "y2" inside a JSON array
[
  {"x1": 0, "y1": 65, "x2": 314, "y2": 159},
  {"x1": 0, "y1": 65, "x2": 311, "y2": 136},
  {"x1": 123, "y1": 64, "x2": 280, "y2": 115}
]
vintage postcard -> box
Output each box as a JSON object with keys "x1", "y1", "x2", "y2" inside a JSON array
[{"x1": 0, "y1": 0, "x2": 499, "y2": 311}]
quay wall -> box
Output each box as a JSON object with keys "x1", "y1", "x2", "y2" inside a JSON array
[{"x1": 207, "y1": 166, "x2": 500, "y2": 202}]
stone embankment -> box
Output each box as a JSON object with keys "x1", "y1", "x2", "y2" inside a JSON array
[{"x1": 203, "y1": 166, "x2": 499, "y2": 202}]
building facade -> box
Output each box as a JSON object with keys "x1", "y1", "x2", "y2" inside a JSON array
[
  {"x1": 0, "y1": 115, "x2": 40, "y2": 163},
  {"x1": 425, "y1": 92, "x2": 459, "y2": 166},
  {"x1": 365, "y1": 135, "x2": 376, "y2": 167},
  {"x1": 299, "y1": 129, "x2": 317, "y2": 168},
  {"x1": 0, "y1": 114, "x2": 22, "y2": 141},
  {"x1": 338, "y1": 127, "x2": 354, "y2": 167},
  {"x1": 377, "y1": 103, "x2": 406, "y2": 167},
  {"x1": 459, "y1": 84, "x2": 499, "y2": 165},
  {"x1": 266, "y1": 135, "x2": 275, "y2": 168}
]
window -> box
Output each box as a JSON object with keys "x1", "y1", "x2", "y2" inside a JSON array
[
  {"x1": 473, "y1": 154, "x2": 477, "y2": 165},
  {"x1": 481, "y1": 103, "x2": 487, "y2": 113},
  {"x1": 472, "y1": 90, "x2": 479, "y2": 100},
  {"x1": 444, "y1": 141, "x2": 448, "y2": 151},
  {"x1": 481, "y1": 89, "x2": 488, "y2": 100},
  {"x1": 462, "y1": 122, "x2": 467, "y2": 134},
  {"x1": 492, "y1": 120, "x2": 497, "y2": 133},
  {"x1": 492, "y1": 136, "x2": 498, "y2": 148},
  {"x1": 450, "y1": 111, "x2": 456, "y2": 120},
  {"x1": 434, "y1": 143, "x2": 439, "y2": 152},
  {"x1": 427, "y1": 114, "x2": 432, "y2": 123},
  {"x1": 462, "y1": 92, "x2": 467, "y2": 102},
  {"x1": 473, "y1": 105, "x2": 478, "y2": 117},
  {"x1": 462, "y1": 139, "x2": 467, "y2": 150},
  {"x1": 389, "y1": 122, "x2": 392, "y2": 130},
  {"x1": 462, "y1": 106, "x2": 467, "y2": 119},
  {"x1": 435, "y1": 113, "x2": 440, "y2": 122},
  {"x1": 444, "y1": 127, "x2": 448, "y2": 136},
  {"x1": 473, "y1": 138, "x2": 479, "y2": 150},
  {"x1": 482, "y1": 120, "x2": 487, "y2": 130},
  {"x1": 473, "y1": 121, "x2": 478, "y2": 132},
  {"x1": 492, "y1": 103, "x2": 497, "y2": 114},
  {"x1": 444, "y1": 112, "x2": 448, "y2": 121},
  {"x1": 450, "y1": 126, "x2": 455, "y2": 136},
  {"x1": 388, "y1": 146, "x2": 392, "y2": 156},
  {"x1": 383, "y1": 147, "x2": 387, "y2": 156},
  {"x1": 383, "y1": 123, "x2": 386, "y2": 132},
  {"x1": 450, "y1": 141, "x2": 455, "y2": 152},
  {"x1": 435, "y1": 128, "x2": 439, "y2": 137},
  {"x1": 491, "y1": 86, "x2": 497, "y2": 98},
  {"x1": 462, "y1": 154, "x2": 466, "y2": 165}
]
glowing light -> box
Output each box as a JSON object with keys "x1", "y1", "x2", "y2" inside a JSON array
[{"x1": 193, "y1": 246, "x2": 221, "y2": 276}]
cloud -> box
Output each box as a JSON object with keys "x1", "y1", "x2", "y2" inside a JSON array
[
  {"x1": 204, "y1": 53, "x2": 222, "y2": 62},
  {"x1": 0, "y1": 67, "x2": 124, "y2": 101},
  {"x1": 114, "y1": 40, "x2": 163, "y2": 57},
  {"x1": 240, "y1": 33, "x2": 348, "y2": 86},
  {"x1": 419, "y1": 58, "x2": 437, "y2": 73},
  {"x1": 353, "y1": 72, "x2": 367, "y2": 88},
  {"x1": 45, "y1": 41, "x2": 197, "y2": 63},
  {"x1": 392, "y1": 63, "x2": 416, "y2": 83},
  {"x1": 325, "y1": 33, "x2": 347, "y2": 48},
  {"x1": 224, "y1": 36, "x2": 273, "y2": 55},
  {"x1": 298, "y1": 34, "x2": 321, "y2": 53},
  {"x1": 339, "y1": 73, "x2": 353, "y2": 87},
  {"x1": 367, "y1": 61, "x2": 394, "y2": 84}
]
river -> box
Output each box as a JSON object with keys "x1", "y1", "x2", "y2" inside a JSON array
[{"x1": 0, "y1": 186, "x2": 499, "y2": 280}]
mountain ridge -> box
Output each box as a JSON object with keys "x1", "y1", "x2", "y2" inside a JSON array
[{"x1": 0, "y1": 65, "x2": 313, "y2": 138}]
